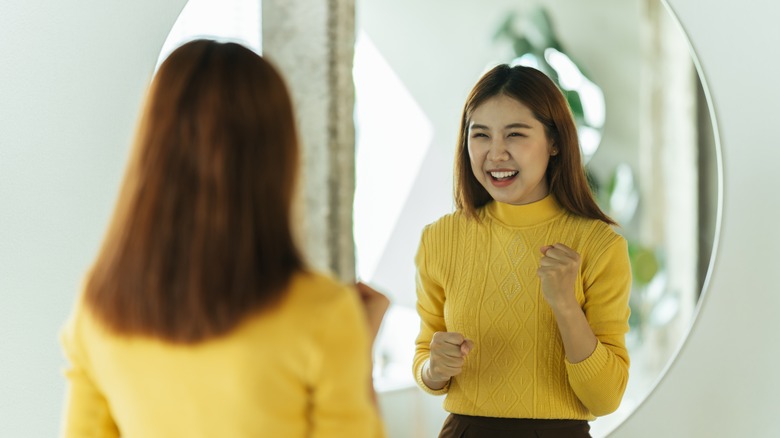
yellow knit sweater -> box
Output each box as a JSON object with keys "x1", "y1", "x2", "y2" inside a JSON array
[
  {"x1": 413, "y1": 195, "x2": 631, "y2": 420},
  {"x1": 61, "y1": 271, "x2": 385, "y2": 438}
]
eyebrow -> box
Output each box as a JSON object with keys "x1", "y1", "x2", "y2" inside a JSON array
[{"x1": 470, "y1": 122, "x2": 533, "y2": 130}]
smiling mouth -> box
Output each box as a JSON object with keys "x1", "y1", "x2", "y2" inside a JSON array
[{"x1": 489, "y1": 170, "x2": 518, "y2": 181}]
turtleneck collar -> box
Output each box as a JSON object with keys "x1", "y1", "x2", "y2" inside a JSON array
[{"x1": 484, "y1": 195, "x2": 564, "y2": 228}]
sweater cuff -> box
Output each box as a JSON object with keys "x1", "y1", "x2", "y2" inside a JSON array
[
  {"x1": 565, "y1": 341, "x2": 610, "y2": 383},
  {"x1": 414, "y1": 360, "x2": 450, "y2": 396}
]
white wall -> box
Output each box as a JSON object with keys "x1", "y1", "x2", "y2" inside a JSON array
[
  {"x1": 0, "y1": 1, "x2": 778, "y2": 436},
  {"x1": 0, "y1": 2, "x2": 187, "y2": 436}
]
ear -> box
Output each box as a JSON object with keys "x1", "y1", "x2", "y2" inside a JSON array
[{"x1": 550, "y1": 144, "x2": 559, "y2": 156}]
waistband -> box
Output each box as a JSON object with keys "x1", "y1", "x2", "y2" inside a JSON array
[{"x1": 450, "y1": 414, "x2": 588, "y2": 431}]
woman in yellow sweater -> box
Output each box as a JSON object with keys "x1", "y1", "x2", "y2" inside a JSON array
[
  {"x1": 60, "y1": 39, "x2": 387, "y2": 438},
  {"x1": 413, "y1": 65, "x2": 631, "y2": 437}
]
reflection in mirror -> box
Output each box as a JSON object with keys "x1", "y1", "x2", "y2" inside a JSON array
[{"x1": 353, "y1": 0, "x2": 719, "y2": 436}]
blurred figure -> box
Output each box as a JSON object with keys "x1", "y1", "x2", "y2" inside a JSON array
[{"x1": 60, "y1": 39, "x2": 387, "y2": 438}]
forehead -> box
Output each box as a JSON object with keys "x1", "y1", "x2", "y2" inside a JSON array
[{"x1": 469, "y1": 94, "x2": 539, "y2": 126}]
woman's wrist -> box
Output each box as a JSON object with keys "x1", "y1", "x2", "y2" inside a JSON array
[
  {"x1": 422, "y1": 360, "x2": 449, "y2": 390},
  {"x1": 549, "y1": 295, "x2": 581, "y2": 318}
]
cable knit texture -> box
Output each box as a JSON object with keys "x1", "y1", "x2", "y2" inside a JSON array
[
  {"x1": 61, "y1": 271, "x2": 384, "y2": 438},
  {"x1": 413, "y1": 195, "x2": 631, "y2": 420}
]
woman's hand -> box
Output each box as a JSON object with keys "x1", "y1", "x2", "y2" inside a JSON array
[
  {"x1": 537, "y1": 243, "x2": 581, "y2": 312},
  {"x1": 423, "y1": 331, "x2": 474, "y2": 390},
  {"x1": 537, "y1": 243, "x2": 599, "y2": 364},
  {"x1": 355, "y1": 282, "x2": 390, "y2": 344},
  {"x1": 354, "y1": 282, "x2": 390, "y2": 406}
]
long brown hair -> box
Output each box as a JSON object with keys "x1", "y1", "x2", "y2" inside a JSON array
[
  {"x1": 84, "y1": 39, "x2": 304, "y2": 343},
  {"x1": 454, "y1": 64, "x2": 615, "y2": 225}
]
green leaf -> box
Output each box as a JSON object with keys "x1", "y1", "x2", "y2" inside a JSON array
[
  {"x1": 527, "y1": 6, "x2": 557, "y2": 47},
  {"x1": 628, "y1": 245, "x2": 660, "y2": 285},
  {"x1": 565, "y1": 90, "x2": 584, "y2": 120},
  {"x1": 493, "y1": 13, "x2": 516, "y2": 42},
  {"x1": 512, "y1": 38, "x2": 533, "y2": 57}
]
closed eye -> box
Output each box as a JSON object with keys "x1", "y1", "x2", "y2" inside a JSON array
[{"x1": 471, "y1": 132, "x2": 489, "y2": 138}]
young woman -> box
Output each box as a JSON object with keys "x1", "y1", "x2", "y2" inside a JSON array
[
  {"x1": 60, "y1": 39, "x2": 387, "y2": 438},
  {"x1": 413, "y1": 65, "x2": 631, "y2": 438}
]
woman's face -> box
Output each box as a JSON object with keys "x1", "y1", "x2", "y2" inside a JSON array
[{"x1": 467, "y1": 94, "x2": 556, "y2": 205}]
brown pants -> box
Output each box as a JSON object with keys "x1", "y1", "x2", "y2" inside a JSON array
[{"x1": 439, "y1": 414, "x2": 591, "y2": 438}]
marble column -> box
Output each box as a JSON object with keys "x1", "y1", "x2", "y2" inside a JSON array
[{"x1": 262, "y1": 0, "x2": 356, "y2": 282}]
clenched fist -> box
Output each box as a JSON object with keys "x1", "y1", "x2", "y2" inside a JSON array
[
  {"x1": 537, "y1": 243, "x2": 581, "y2": 312},
  {"x1": 423, "y1": 331, "x2": 474, "y2": 390}
]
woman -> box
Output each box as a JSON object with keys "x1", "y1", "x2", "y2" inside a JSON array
[
  {"x1": 60, "y1": 39, "x2": 387, "y2": 438},
  {"x1": 413, "y1": 65, "x2": 631, "y2": 437}
]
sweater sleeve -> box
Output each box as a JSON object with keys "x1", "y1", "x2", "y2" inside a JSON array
[
  {"x1": 565, "y1": 234, "x2": 632, "y2": 417},
  {"x1": 60, "y1": 302, "x2": 120, "y2": 438},
  {"x1": 412, "y1": 225, "x2": 450, "y2": 395},
  {"x1": 310, "y1": 286, "x2": 386, "y2": 438}
]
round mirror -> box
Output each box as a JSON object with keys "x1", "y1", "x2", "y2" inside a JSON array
[
  {"x1": 353, "y1": 0, "x2": 720, "y2": 436},
  {"x1": 159, "y1": 0, "x2": 720, "y2": 436}
]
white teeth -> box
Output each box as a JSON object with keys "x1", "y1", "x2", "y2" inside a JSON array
[{"x1": 490, "y1": 171, "x2": 518, "y2": 179}]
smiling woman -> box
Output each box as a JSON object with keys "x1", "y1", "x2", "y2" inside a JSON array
[
  {"x1": 410, "y1": 64, "x2": 632, "y2": 437},
  {"x1": 466, "y1": 95, "x2": 556, "y2": 208}
]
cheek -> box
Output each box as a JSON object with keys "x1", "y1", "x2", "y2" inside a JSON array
[
  {"x1": 469, "y1": 158, "x2": 483, "y2": 179},
  {"x1": 467, "y1": 143, "x2": 482, "y2": 173},
  {"x1": 536, "y1": 157, "x2": 552, "y2": 178},
  {"x1": 466, "y1": 140, "x2": 476, "y2": 158},
  {"x1": 525, "y1": 147, "x2": 551, "y2": 167}
]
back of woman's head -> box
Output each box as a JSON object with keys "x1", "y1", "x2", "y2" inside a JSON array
[
  {"x1": 454, "y1": 64, "x2": 613, "y2": 224},
  {"x1": 86, "y1": 39, "x2": 304, "y2": 343}
]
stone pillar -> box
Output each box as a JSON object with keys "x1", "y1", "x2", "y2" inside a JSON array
[{"x1": 262, "y1": 0, "x2": 356, "y2": 282}]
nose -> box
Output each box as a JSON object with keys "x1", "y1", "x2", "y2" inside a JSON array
[{"x1": 487, "y1": 138, "x2": 509, "y2": 162}]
